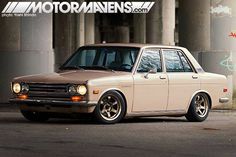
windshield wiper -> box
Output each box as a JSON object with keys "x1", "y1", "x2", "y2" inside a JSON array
[
  {"x1": 60, "y1": 65, "x2": 84, "y2": 70},
  {"x1": 85, "y1": 66, "x2": 115, "y2": 72}
]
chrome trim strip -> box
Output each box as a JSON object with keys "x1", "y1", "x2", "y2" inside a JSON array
[{"x1": 126, "y1": 110, "x2": 186, "y2": 117}]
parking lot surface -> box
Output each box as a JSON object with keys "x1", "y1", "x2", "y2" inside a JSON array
[{"x1": 0, "y1": 110, "x2": 235, "y2": 157}]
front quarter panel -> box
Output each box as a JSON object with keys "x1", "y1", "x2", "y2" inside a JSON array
[{"x1": 87, "y1": 74, "x2": 133, "y2": 114}]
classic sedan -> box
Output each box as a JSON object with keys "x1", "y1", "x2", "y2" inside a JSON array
[{"x1": 10, "y1": 44, "x2": 229, "y2": 124}]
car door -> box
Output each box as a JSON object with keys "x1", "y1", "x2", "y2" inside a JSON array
[
  {"x1": 162, "y1": 49, "x2": 200, "y2": 111},
  {"x1": 132, "y1": 48, "x2": 168, "y2": 112}
]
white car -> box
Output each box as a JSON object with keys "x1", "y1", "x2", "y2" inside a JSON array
[{"x1": 10, "y1": 44, "x2": 229, "y2": 124}]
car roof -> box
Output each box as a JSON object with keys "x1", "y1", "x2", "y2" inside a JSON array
[{"x1": 85, "y1": 43, "x2": 185, "y2": 49}]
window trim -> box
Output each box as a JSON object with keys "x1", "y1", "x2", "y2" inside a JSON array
[
  {"x1": 135, "y1": 48, "x2": 163, "y2": 73},
  {"x1": 177, "y1": 50, "x2": 196, "y2": 73},
  {"x1": 162, "y1": 49, "x2": 185, "y2": 73},
  {"x1": 177, "y1": 50, "x2": 193, "y2": 72},
  {"x1": 162, "y1": 48, "x2": 196, "y2": 73},
  {"x1": 61, "y1": 46, "x2": 140, "y2": 72}
]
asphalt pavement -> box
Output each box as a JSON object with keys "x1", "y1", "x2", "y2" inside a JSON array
[{"x1": 0, "y1": 108, "x2": 235, "y2": 157}]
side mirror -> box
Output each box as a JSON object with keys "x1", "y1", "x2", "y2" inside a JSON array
[
  {"x1": 149, "y1": 69, "x2": 157, "y2": 74},
  {"x1": 144, "y1": 68, "x2": 157, "y2": 79}
]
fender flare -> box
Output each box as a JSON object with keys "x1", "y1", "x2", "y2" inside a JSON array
[{"x1": 186, "y1": 90, "x2": 212, "y2": 111}]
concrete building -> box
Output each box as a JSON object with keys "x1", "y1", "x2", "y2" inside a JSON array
[{"x1": 0, "y1": 0, "x2": 235, "y2": 106}]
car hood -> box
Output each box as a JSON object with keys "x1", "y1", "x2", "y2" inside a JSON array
[{"x1": 13, "y1": 70, "x2": 130, "y2": 84}]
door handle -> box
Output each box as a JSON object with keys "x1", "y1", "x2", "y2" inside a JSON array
[
  {"x1": 192, "y1": 75, "x2": 198, "y2": 79},
  {"x1": 159, "y1": 75, "x2": 167, "y2": 79}
]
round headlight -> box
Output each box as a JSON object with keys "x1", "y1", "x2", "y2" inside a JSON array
[
  {"x1": 77, "y1": 85, "x2": 87, "y2": 95},
  {"x1": 21, "y1": 84, "x2": 29, "y2": 93},
  {"x1": 12, "y1": 83, "x2": 21, "y2": 94},
  {"x1": 68, "y1": 85, "x2": 77, "y2": 94}
]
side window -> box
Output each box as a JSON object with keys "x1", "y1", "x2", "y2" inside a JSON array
[
  {"x1": 163, "y1": 50, "x2": 184, "y2": 72},
  {"x1": 137, "y1": 49, "x2": 162, "y2": 73},
  {"x1": 178, "y1": 51, "x2": 193, "y2": 72}
]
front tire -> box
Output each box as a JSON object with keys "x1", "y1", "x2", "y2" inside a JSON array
[
  {"x1": 94, "y1": 91, "x2": 126, "y2": 124},
  {"x1": 21, "y1": 110, "x2": 49, "y2": 122},
  {"x1": 185, "y1": 93, "x2": 210, "y2": 122}
]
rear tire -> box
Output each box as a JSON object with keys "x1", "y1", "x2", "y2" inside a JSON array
[
  {"x1": 94, "y1": 91, "x2": 126, "y2": 124},
  {"x1": 185, "y1": 93, "x2": 210, "y2": 122},
  {"x1": 21, "y1": 110, "x2": 49, "y2": 122}
]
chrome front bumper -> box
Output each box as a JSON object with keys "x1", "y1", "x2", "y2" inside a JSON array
[
  {"x1": 219, "y1": 97, "x2": 229, "y2": 103},
  {"x1": 9, "y1": 98, "x2": 97, "y2": 113},
  {"x1": 9, "y1": 98, "x2": 97, "y2": 107}
]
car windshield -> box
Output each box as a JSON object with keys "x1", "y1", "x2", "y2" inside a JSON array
[{"x1": 60, "y1": 46, "x2": 140, "y2": 72}]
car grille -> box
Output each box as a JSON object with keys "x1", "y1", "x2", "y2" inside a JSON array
[{"x1": 28, "y1": 83, "x2": 70, "y2": 100}]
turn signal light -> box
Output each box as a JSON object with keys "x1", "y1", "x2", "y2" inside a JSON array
[
  {"x1": 18, "y1": 94, "x2": 28, "y2": 100},
  {"x1": 223, "y1": 88, "x2": 228, "y2": 93},
  {"x1": 71, "y1": 96, "x2": 82, "y2": 102},
  {"x1": 93, "y1": 90, "x2": 99, "y2": 94}
]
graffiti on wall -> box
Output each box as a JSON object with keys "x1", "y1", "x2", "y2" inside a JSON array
[
  {"x1": 210, "y1": 5, "x2": 232, "y2": 17},
  {"x1": 229, "y1": 32, "x2": 236, "y2": 38},
  {"x1": 220, "y1": 55, "x2": 236, "y2": 71}
]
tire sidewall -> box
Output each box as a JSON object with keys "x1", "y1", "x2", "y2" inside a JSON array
[
  {"x1": 188, "y1": 93, "x2": 210, "y2": 122},
  {"x1": 94, "y1": 91, "x2": 126, "y2": 124}
]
